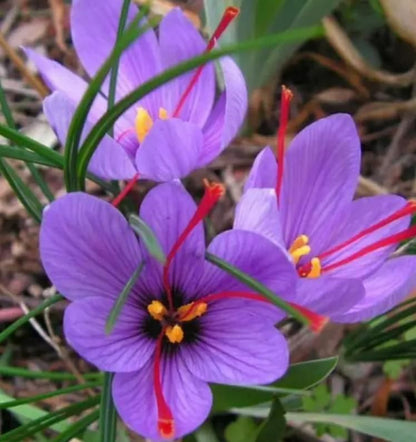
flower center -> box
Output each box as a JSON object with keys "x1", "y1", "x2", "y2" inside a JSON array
[
  {"x1": 147, "y1": 299, "x2": 208, "y2": 344},
  {"x1": 289, "y1": 235, "x2": 321, "y2": 278},
  {"x1": 135, "y1": 106, "x2": 169, "y2": 143}
]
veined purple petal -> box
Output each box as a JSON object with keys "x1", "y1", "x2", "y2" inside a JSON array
[
  {"x1": 64, "y1": 297, "x2": 153, "y2": 372},
  {"x1": 159, "y1": 8, "x2": 215, "y2": 126},
  {"x1": 71, "y1": 0, "x2": 162, "y2": 115},
  {"x1": 198, "y1": 230, "x2": 296, "y2": 302},
  {"x1": 322, "y1": 195, "x2": 409, "y2": 279},
  {"x1": 244, "y1": 147, "x2": 277, "y2": 191},
  {"x1": 332, "y1": 256, "x2": 416, "y2": 322},
  {"x1": 44, "y1": 92, "x2": 136, "y2": 180},
  {"x1": 234, "y1": 188, "x2": 286, "y2": 249},
  {"x1": 199, "y1": 56, "x2": 247, "y2": 166},
  {"x1": 136, "y1": 118, "x2": 203, "y2": 181},
  {"x1": 113, "y1": 353, "x2": 212, "y2": 440},
  {"x1": 279, "y1": 114, "x2": 361, "y2": 252},
  {"x1": 40, "y1": 193, "x2": 142, "y2": 301},
  {"x1": 292, "y1": 276, "x2": 365, "y2": 317},
  {"x1": 139, "y1": 182, "x2": 205, "y2": 298},
  {"x1": 183, "y1": 298, "x2": 289, "y2": 385}
]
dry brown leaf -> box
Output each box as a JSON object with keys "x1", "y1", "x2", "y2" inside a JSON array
[
  {"x1": 323, "y1": 15, "x2": 416, "y2": 87},
  {"x1": 7, "y1": 19, "x2": 49, "y2": 49},
  {"x1": 380, "y1": 0, "x2": 416, "y2": 48},
  {"x1": 48, "y1": 0, "x2": 69, "y2": 52}
]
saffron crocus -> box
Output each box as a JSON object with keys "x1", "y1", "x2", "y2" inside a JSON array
[
  {"x1": 40, "y1": 182, "x2": 295, "y2": 439},
  {"x1": 235, "y1": 112, "x2": 416, "y2": 326},
  {"x1": 25, "y1": 0, "x2": 246, "y2": 182}
]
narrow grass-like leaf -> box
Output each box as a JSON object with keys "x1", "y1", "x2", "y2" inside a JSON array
[
  {"x1": 64, "y1": 5, "x2": 155, "y2": 191},
  {"x1": 205, "y1": 252, "x2": 308, "y2": 324},
  {"x1": 0, "y1": 158, "x2": 43, "y2": 222},
  {"x1": 106, "y1": 260, "x2": 145, "y2": 334},
  {"x1": 52, "y1": 409, "x2": 100, "y2": 442},
  {"x1": 0, "y1": 395, "x2": 101, "y2": 442},
  {"x1": 0, "y1": 381, "x2": 101, "y2": 410},
  {"x1": 0, "y1": 365, "x2": 100, "y2": 381},
  {"x1": 255, "y1": 397, "x2": 286, "y2": 442},
  {"x1": 0, "y1": 391, "x2": 68, "y2": 433},
  {"x1": 129, "y1": 214, "x2": 166, "y2": 264},
  {"x1": 0, "y1": 144, "x2": 60, "y2": 168},
  {"x1": 0, "y1": 294, "x2": 62, "y2": 343},
  {"x1": 76, "y1": 25, "x2": 322, "y2": 187},
  {"x1": 0, "y1": 79, "x2": 53, "y2": 202},
  {"x1": 99, "y1": 373, "x2": 117, "y2": 442}
]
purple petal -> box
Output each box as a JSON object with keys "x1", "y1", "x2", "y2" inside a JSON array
[
  {"x1": 279, "y1": 114, "x2": 361, "y2": 252},
  {"x1": 198, "y1": 230, "x2": 296, "y2": 302},
  {"x1": 199, "y1": 56, "x2": 248, "y2": 165},
  {"x1": 234, "y1": 188, "x2": 286, "y2": 249},
  {"x1": 40, "y1": 193, "x2": 142, "y2": 301},
  {"x1": 136, "y1": 118, "x2": 203, "y2": 181},
  {"x1": 322, "y1": 195, "x2": 409, "y2": 279},
  {"x1": 64, "y1": 297, "x2": 153, "y2": 372},
  {"x1": 113, "y1": 353, "x2": 212, "y2": 440},
  {"x1": 44, "y1": 92, "x2": 136, "y2": 180},
  {"x1": 244, "y1": 147, "x2": 277, "y2": 191},
  {"x1": 292, "y1": 276, "x2": 365, "y2": 317},
  {"x1": 159, "y1": 8, "x2": 215, "y2": 126},
  {"x1": 139, "y1": 182, "x2": 205, "y2": 297},
  {"x1": 183, "y1": 299, "x2": 289, "y2": 385},
  {"x1": 332, "y1": 256, "x2": 416, "y2": 322},
  {"x1": 71, "y1": 0, "x2": 162, "y2": 115}
]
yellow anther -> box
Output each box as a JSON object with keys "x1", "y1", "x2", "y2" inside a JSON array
[
  {"x1": 135, "y1": 107, "x2": 154, "y2": 143},
  {"x1": 147, "y1": 300, "x2": 167, "y2": 321},
  {"x1": 291, "y1": 245, "x2": 311, "y2": 264},
  {"x1": 307, "y1": 257, "x2": 321, "y2": 278},
  {"x1": 158, "y1": 107, "x2": 169, "y2": 120},
  {"x1": 289, "y1": 235, "x2": 309, "y2": 253},
  {"x1": 165, "y1": 324, "x2": 184, "y2": 344},
  {"x1": 289, "y1": 235, "x2": 311, "y2": 264},
  {"x1": 178, "y1": 302, "x2": 208, "y2": 322}
]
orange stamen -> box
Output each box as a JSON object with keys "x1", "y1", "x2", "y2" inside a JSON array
[
  {"x1": 275, "y1": 86, "x2": 293, "y2": 204},
  {"x1": 154, "y1": 330, "x2": 175, "y2": 440},
  {"x1": 111, "y1": 172, "x2": 140, "y2": 208},
  {"x1": 290, "y1": 303, "x2": 328, "y2": 332},
  {"x1": 322, "y1": 225, "x2": 416, "y2": 273},
  {"x1": 163, "y1": 180, "x2": 225, "y2": 311},
  {"x1": 319, "y1": 201, "x2": 416, "y2": 261},
  {"x1": 172, "y1": 7, "x2": 239, "y2": 118}
]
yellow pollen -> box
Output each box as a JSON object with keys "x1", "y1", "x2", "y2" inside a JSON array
[
  {"x1": 178, "y1": 302, "x2": 208, "y2": 322},
  {"x1": 165, "y1": 324, "x2": 184, "y2": 344},
  {"x1": 147, "y1": 300, "x2": 167, "y2": 321},
  {"x1": 159, "y1": 107, "x2": 169, "y2": 120},
  {"x1": 307, "y1": 257, "x2": 321, "y2": 278},
  {"x1": 289, "y1": 235, "x2": 311, "y2": 264},
  {"x1": 135, "y1": 107, "x2": 153, "y2": 143}
]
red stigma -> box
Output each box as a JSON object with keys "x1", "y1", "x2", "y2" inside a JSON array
[
  {"x1": 112, "y1": 172, "x2": 140, "y2": 208},
  {"x1": 290, "y1": 303, "x2": 328, "y2": 332},
  {"x1": 319, "y1": 200, "x2": 416, "y2": 261},
  {"x1": 163, "y1": 180, "x2": 225, "y2": 311},
  {"x1": 172, "y1": 7, "x2": 239, "y2": 118},
  {"x1": 322, "y1": 224, "x2": 416, "y2": 273},
  {"x1": 275, "y1": 86, "x2": 293, "y2": 204},
  {"x1": 154, "y1": 330, "x2": 175, "y2": 440}
]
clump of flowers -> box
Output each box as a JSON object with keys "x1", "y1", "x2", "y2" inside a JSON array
[
  {"x1": 235, "y1": 88, "x2": 416, "y2": 328},
  {"x1": 40, "y1": 182, "x2": 295, "y2": 439},
  {"x1": 25, "y1": 0, "x2": 247, "y2": 182}
]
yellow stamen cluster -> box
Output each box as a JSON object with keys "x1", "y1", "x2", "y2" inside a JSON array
[
  {"x1": 146, "y1": 300, "x2": 208, "y2": 344},
  {"x1": 289, "y1": 235, "x2": 311, "y2": 264},
  {"x1": 289, "y1": 235, "x2": 322, "y2": 278},
  {"x1": 135, "y1": 107, "x2": 169, "y2": 143}
]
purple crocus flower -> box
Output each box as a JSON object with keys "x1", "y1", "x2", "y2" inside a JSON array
[
  {"x1": 235, "y1": 112, "x2": 416, "y2": 327},
  {"x1": 39, "y1": 182, "x2": 295, "y2": 439},
  {"x1": 25, "y1": 0, "x2": 246, "y2": 182}
]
